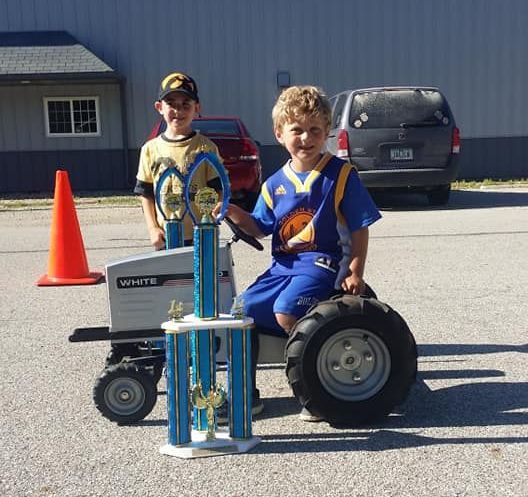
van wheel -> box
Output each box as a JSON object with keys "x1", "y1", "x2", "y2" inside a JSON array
[
  {"x1": 285, "y1": 295, "x2": 417, "y2": 426},
  {"x1": 427, "y1": 185, "x2": 451, "y2": 206},
  {"x1": 93, "y1": 363, "x2": 157, "y2": 424}
]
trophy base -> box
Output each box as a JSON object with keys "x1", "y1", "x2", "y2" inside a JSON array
[{"x1": 160, "y1": 429, "x2": 261, "y2": 459}]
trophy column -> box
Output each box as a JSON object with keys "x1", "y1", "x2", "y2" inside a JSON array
[
  {"x1": 165, "y1": 303, "x2": 191, "y2": 446},
  {"x1": 190, "y1": 187, "x2": 219, "y2": 432},
  {"x1": 227, "y1": 323, "x2": 254, "y2": 439}
]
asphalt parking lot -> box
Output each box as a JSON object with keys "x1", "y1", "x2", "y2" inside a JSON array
[{"x1": 1, "y1": 188, "x2": 527, "y2": 497}]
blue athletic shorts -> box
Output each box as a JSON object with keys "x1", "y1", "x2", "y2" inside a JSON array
[{"x1": 241, "y1": 269, "x2": 335, "y2": 333}]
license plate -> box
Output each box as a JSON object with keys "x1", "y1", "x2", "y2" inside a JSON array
[{"x1": 390, "y1": 147, "x2": 413, "y2": 161}]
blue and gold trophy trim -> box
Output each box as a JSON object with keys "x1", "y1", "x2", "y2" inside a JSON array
[
  {"x1": 186, "y1": 152, "x2": 229, "y2": 432},
  {"x1": 154, "y1": 162, "x2": 187, "y2": 249},
  {"x1": 186, "y1": 152, "x2": 231, "y2": 319},
  {"x1": 165, "y1": 301, "x2": 191, "y2": 446},
  {"x1": 160, "y1": 152, "x2": 260, "y2": 458},
  {"x1": 227, "y1": 324, "x2": 253, "y2": 439}
]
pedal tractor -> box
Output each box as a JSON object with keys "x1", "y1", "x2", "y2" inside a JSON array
[
  {"x1": 71, "y1": 152, "x2": 416, "y2": 426},
  {"x1": 69, "y1": 212, "x2": 417, "y2": 426}
]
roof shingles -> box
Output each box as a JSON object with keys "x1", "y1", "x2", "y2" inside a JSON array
[{"x1": 0, "y1": 31, "x2": 116, "y2": 78}]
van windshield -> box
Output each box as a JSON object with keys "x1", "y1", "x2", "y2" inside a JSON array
[{"x1": 349, "y1": 89, "x2": 451, "y2": 129}]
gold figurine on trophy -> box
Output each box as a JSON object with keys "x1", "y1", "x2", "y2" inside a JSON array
[
  {"x1": 168, "y1": 300, "x2": 184, "y2": 321},
  {"x1": 231, "y1": 296, "x2": 245, "y2": 319},
  {"x1": 191, "y1": 381, "x2": 226, "y2": 441}
]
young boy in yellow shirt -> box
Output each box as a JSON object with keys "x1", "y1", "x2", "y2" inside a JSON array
[{"x1": 134, "y1": 72, "x2": 221, "y2": 249}]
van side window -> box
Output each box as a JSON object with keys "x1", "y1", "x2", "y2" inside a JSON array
[{"x1": 331, "y1": 95, "x2": 347, "y2": 129}]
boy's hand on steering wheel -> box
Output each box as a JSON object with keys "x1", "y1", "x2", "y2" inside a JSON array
[
  {"x1": 211, "y1": 202, "x2": 223, "y2": 219},
  {"x1": 341, "y1": 273, "x2": 366, "y2": 296}
]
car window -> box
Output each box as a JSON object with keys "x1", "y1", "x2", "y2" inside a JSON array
[
  {"x1": 192, "y1": 120, "x2": 241, "y2": 136},
  {"x1": 331, "y1": 94, "x2": 347, "y2": 129},
  {"x1": 348, "y1": 89, "x2": 451, "y2": 129}
]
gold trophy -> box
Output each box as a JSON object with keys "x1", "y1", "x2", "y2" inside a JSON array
[
  {"x1": 168, "y1": 300, "x2": 183, "y2": 321},
  {"x1": 163, "y1": 189, "x2": 184, "y2": 220},
  {"x1": 231, "y1": 296, "x2": 245, "y2": 319},
  {"x1": 195, "y1": 187, "x2": 219, "y2": 224},
  {"x1": 191, "y1": 382, "x2": 226, "y2": 441}
]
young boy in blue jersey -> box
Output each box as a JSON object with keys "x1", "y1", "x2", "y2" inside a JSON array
[{"x1": 219, "y1": 85, "x2": 381, "y2": 421}]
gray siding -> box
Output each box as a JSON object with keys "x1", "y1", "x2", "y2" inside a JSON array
[
  {"x1": 1, "y1": 0, "x2": 527, "y2": 186},
  {"x1": 0, "y1": 149, "x2": 129, "y2": 193},
  {"x1": 2, "y1": 0, "x2": 527, "y2": 146},
  {"x1": 0, "y1": 83, "x2": 122, "y2": 151}
]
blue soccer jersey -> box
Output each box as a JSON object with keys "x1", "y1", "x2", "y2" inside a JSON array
[{"x1": 251, "y1": 153, "x2": 381, "y2": 287}]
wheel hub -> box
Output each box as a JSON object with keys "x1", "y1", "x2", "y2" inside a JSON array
[
  {"x1": 340, "y1": 349, "x2": 362, "y2": 371},
  {"x1": 119, "y1": 390, "x2": 132, "y2": 402},
  {"x1": 104, "y1": 377, "x2": 145, "y2": 416},
  {"x1": 316, "y1": 328, "x2": 391, "y2": 401}
]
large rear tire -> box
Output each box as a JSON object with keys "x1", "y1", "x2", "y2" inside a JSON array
[{"x1": 285, "y1": 295, "x2": 417, "y2": 425}]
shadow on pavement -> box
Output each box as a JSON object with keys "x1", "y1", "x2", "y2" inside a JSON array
[
  {"x1": 257, "y1": 428, "x2": 526, "y2": 454},
  {"x1": 373, "y1": 188, "x2": 528, "y2": 211},
  {"x1": 419, "y1": 343, "x2": 528, "y2": 356},
  {"x1": 256, "y1": 379, "x2": 528, "y2": 453},
  {"x1": 137, "y1": 342, "x2": 528, "y2": 451}
]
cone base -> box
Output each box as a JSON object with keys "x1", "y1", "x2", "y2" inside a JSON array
[{"x1": 36, "y1": 271, "x2": 104, "y2": 287}]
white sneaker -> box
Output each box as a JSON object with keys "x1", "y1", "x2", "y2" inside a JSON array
[
  {"x1": 216, "y1": 393, "x2": 264, "y2": 425},
  {"x1": 299, "y1": 407, "x2": 323, "y2": 422}
]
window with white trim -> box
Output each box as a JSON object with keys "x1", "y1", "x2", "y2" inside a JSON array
[{"x1": 44, "y1": 97, "x2": 100, "y2": 136}]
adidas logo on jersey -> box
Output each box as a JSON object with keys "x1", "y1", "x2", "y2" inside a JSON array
[{"x1": 275, "y1": 184, "x2": 287, "y2": 195}]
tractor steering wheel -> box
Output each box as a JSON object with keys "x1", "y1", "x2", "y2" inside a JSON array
[{"x1": 224, "y1": 217, "x2": 264, "y2": 251}]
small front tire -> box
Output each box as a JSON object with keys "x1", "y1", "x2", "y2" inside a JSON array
[{"x1": 93, "y1": 363, "x2": 157, "y2": 424}]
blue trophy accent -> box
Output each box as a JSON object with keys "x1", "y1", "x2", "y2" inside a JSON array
[
  {"x1": 155, "y1": 164, "x2": 187, "y2": 249},
  {"x1": 190, "y1": 327, "x2": 216, "y2": 430},
  {"x1": 228, "y1": 327, "x2": 253, "y2": 439},
  {"x1": 193, "y1": 225, "x2": 218, "y2": 318},
  {"x1": 166, "y1": 331, "x2": 191, "y2": 446}
]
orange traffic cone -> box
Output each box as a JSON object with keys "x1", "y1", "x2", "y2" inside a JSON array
[{"x1": 36, "y1": 170, "x2": 104, "y2": 286}]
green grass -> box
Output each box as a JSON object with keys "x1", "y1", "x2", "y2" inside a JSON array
[
  {"x1": 452, "y1": 178, "x2": 528, "y2": 189},
  {"x1": 2, "y1": 179, "x2": 527, "y2": 210},
  {"x1": 0, "y1": 191, "x2": 138, "y2": 210}
]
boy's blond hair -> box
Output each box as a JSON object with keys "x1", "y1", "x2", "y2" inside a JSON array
[{"x1": 272, "y1": 85, "x2": 332, "y2": 132}]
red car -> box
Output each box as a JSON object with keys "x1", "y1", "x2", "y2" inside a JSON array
[{"x1": 149, "y1": 116, "x2": 262, "y2": 211}]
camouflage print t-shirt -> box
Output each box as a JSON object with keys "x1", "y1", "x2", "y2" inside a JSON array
[{"x1": 135, "y1": 132, "x2": 221, "y2": 240}]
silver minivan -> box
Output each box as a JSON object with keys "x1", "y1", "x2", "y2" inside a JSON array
[{"x1": 326, "y1": 87, "x2": 460, "y2": 205}]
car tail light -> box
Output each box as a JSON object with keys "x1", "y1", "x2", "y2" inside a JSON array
[
  {"x1": 337, "y1": 129, "x2": 350, "y2": 159},
  {"x1": 239, "y1": 138, "x2": 259, "y2": 161},
  {"x1": 148, "y1": 119, "x2": 163, "y2": 140},
  {"x1": 451, "y1": 127, "x2": 460, "y2": 154}
]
